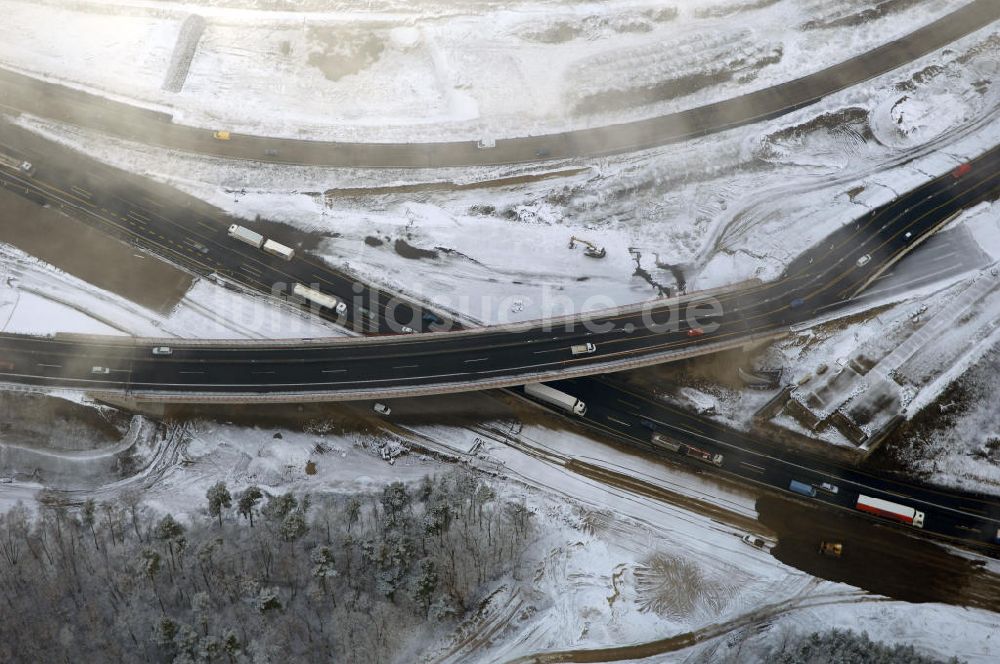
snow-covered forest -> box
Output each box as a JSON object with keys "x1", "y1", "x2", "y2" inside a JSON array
[{"x1": 0, "y1": 471, "x2": 535, "y2": 663}]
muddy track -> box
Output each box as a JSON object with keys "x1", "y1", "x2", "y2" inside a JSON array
[{"x1": 503, "y1": 588, "x2": 879, "y2": 663}]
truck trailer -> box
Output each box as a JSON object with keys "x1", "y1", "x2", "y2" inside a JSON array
[
  {"x1": 789, "y1": 480, "x2": 817, "y2": 497},
  {"x1": 685, "y1": 445, "x2": 723, "y2": 467},
  {"x1": 855, "y1": 494, "x2": 924, "y2": 528},
  {"x1": 650, "y1": 432, "x2": 683, "y2": 453},
  {"x1": 227, "y1": 224, "x2": 264, "y2": 249},
  {"x1": 523, "y1": 383, "x2": 586, "y2": 416},
  {"x1": 263, "y1": 239, "x2": 295, "y2": 261},
  {"x1": 292, "y1": 283, "x2": 346, "y2": 315}
]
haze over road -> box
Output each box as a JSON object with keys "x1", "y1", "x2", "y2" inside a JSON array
[
  {"x1": 0, "y1": 144, "x2": 996, "y2": 401},
  {"x1": 0, "y1": 0, "x2": 997, "y2": 168}
]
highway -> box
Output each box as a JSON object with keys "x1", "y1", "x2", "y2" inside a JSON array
[
  {"x1": 0, "y1": 118, "x2": 455, "y2": 334},
  {"x1": 0, "y1": 0, "x2": 997, "y2": 168},
  {"x1": 534, "y1": 377, "x2": 1000, "y2": 550},
  {"x1": 0, "y1": 142, "x2": 997, "y2": 400}
]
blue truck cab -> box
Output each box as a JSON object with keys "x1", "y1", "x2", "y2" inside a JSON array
[{"x1": 789, "y1": 479, "x2": 817, "y2": 497}]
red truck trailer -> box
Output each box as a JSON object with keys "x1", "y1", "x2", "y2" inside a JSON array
[{"x1": 855, "y1": 494, "x2": 924, "y2": 528}]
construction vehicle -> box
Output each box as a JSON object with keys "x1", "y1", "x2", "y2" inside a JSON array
[{"x1": 568, "y1": 236, "x2": 606, "y2": 259}]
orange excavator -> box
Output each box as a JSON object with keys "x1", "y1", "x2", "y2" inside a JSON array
[{"x1": 568, "y1": 236, "x2": 606, "y2": 259}]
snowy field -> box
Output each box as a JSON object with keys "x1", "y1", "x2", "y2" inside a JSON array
[
  {"x1": 0, "y1": 0, "x2": 974, "y2": 141},
  {"x1": 13, "y1": 14, "x2": 1000, "y2": 324},
  {"x1": 0, "y1": 242, "x2": 343, "y2": 338}
]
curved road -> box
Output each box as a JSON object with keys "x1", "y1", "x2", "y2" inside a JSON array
[
  {"x1": 0, "y1": 145, "x2": 997, "y2": 401},
  {"x1": 543, "y1": 377, "x2": 1000, "y2": 550},
  {"x1": 0, "y1": 0, "x2": 997, "y2": 167}
]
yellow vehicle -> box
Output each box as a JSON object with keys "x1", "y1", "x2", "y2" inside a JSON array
[
  {"x1": 213, "y1": 130, "x2": 231, "y2": 141},
  {"x1": 819, "y1": 541, "x2": 843, "y2": 557}
]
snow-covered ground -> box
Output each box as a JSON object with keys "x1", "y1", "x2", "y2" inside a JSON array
[
  {"x1": 13, "y1": 13, "x2": 1000, "y2": 325},
  {"x1": 887, "y1": 329, "x2": 1000, "y2": 496},
  {"x1": 5, "y1": 384, "x2": 996, "y2": 663},
  {"x1": 0, "y1": 241, "x2": 343, "y2": 338},
  {"x1": 2, "y1": 1, "x2": 1000, "y2": 660},
  {"x1": 0, "y1": 0, "x2": 975, "y2": 142}
]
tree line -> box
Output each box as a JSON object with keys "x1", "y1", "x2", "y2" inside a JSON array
[{"x1": 0, "y1": 470, "x2": 535, "y2": 663}]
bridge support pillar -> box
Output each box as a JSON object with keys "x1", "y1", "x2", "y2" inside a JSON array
[{"x1": 92, "y1": 394, "x2": 167, "y2": 419}]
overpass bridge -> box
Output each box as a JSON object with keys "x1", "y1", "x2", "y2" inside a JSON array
[{"x1": 0, "y1": 138, "x2": 996, "y2": 404}]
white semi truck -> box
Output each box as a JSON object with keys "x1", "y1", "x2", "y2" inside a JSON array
[
  {"x1": 227, "y1": 224, "x2": 264, "y2": 248},
  {"x1": 292, "y1": 283, "x2": 346, "y2": 315},
  {"x1": 524, "y1": 382, "x2": 586, "y2": 416},
  {"x1": 228, "y1": 225, "x2": 295, "y2": 260}
]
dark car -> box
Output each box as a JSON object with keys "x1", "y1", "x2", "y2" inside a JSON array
[
  {"x1": 790, "y1": 297, "x2": 805, "y2": 309},
  {"x1": 422, "y1": 311, "x2": 444, "y2": 325},
  {"x1": 639, "y1": 418, "x2": 656, "y2": 431}
]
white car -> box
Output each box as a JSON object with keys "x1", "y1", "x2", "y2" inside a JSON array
[
  {"x1": 400, "y1": 326, "x2": 415, "y2": 334},
  {"x1": 151, "y1": 346, "x2": 172, "y2": 356},
  {"x1": 741, "y1": 534, "x2": 768, "y2": 549},
  {"x1": 856, "y1": 254, "x2": 871, "y2": 267},
  {"x1": 19, "y1": 161, "x2": 34, "y2": 175},
  {"x1": 817, "y1": 482, "x2": 839, "y2": 494},
  {"x1": 91, "y1": 366, "x2": 111, "y2": 375},
  {"x1": 570, "y1": 342, "x2": 597, "y2": 356},
  {"x1": 373, "y1": 402, "x2": 391, "y2": 416}
]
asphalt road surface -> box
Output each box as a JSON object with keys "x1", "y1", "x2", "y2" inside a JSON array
[
  {"x1": 536, "y1": 377, "x2": 1000, "y2": 551},
  {"x1": 0, "y1": 119, "x2": 454, "y2": 334},
  {"x1": 0, "y1": 143, "x2": 997, "y2": 400},
  {"x1": 0, "y1": 0, "x2": 997, "y2": 168}
]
